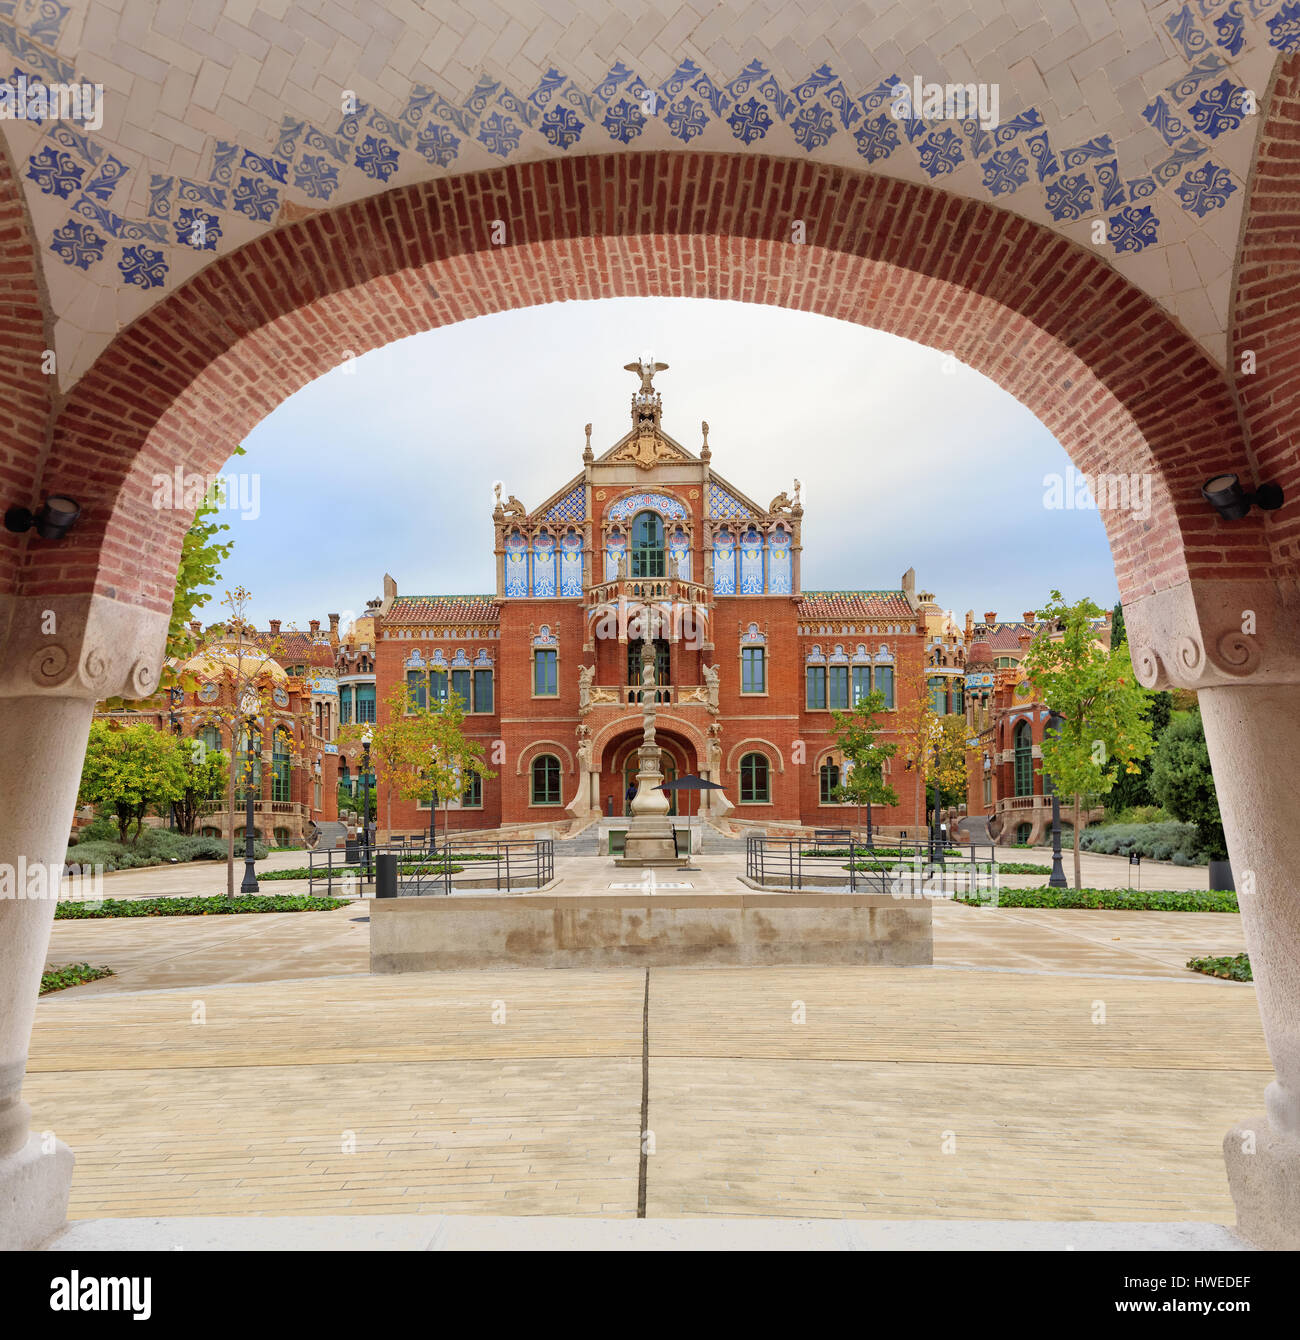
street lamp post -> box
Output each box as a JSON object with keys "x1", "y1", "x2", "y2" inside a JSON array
[
  {"x1": 929, "y1": 742, "x2": 945, "y2": 868},
  {"x1": 361, "y1": 728, "x2": 373, "y2": 883},
  {"x1": 1046, "y1": 711, "x2": 1068, "y2": 888},
  {"x1": 239, "y1": 692, "x2": 259, "y2": 893}
]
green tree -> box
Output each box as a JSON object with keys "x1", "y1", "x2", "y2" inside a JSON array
[
  {"x1": 173, "y1": 734, "x2": 229, "y2": 836},
  {"x1": 1105, "y1": 689, "x2": 1173, "y2": 814},
  {"x1": 829, "y1": 689, "x2": 899, "y2": 838},
  {"x1": 77, "y1": 721, "x2": 187, "y2": 844},
  {"x1": 1110, "y1": 599, "x2": 1126, "y2": 650},
  {"x1": 346, "y1": 684, "x2": 496, "y2": 850},
  {"x1": 1021, "y1": 591, "x2": 1156, "y2": 887},
  {"x1": 1148, "y1": 709, "x2": 1227, "y2": 859},
  {"x1": 426, "y1": 690, "x2": 495, "y2": 849}
]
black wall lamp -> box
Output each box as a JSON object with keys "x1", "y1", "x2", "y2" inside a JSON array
[
  {"x1": 1201, "y1": 474, "x2": 1283, "y2": 521},
  {"x1": 4, "y1": 495, "x2": 81, "y2": 540}
]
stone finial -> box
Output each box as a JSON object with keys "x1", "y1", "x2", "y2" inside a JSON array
[
  {"x1": 701, "y1": 420, "x2": 710, "y2": 460},
  {"x1": 583, "y1": 423, "x2": 593, "y2": 463}
]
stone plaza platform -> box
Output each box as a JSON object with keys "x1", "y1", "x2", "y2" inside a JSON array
[{"x1": 369, "y1": 890, "x2": 932, "y2": 972}]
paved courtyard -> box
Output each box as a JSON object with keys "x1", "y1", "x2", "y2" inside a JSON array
[{"x1": 27, "y1": 847, "x2": 1261, "y2": 1224}]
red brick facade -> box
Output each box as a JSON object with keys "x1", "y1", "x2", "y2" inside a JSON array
[{"x1": 368, "y1": 385, "x2": 935, "y2": 837}]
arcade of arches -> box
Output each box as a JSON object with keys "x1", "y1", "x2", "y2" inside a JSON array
[{"x1": 1, "y1": 4, "x2": 1299, "y2": 1250}]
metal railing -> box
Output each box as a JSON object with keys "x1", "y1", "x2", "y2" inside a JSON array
[
  {"x1": 395, "y1": 837, "x2": 554, "y2": 896},
  {"x1": 746, "y1": 833, "x2": 997, "y2": 892},
  {"x1": 306, "y1": 837, "x2": 554, "y2": 896}
]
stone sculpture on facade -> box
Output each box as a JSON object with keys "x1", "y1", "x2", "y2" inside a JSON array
[{"x1": 703, "y1": 662, "x2": 720, "y2": 714}]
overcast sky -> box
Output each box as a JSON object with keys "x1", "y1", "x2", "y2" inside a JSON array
[{"x1": 218, "y1": 297, "x2": 1117, "y2": 633}]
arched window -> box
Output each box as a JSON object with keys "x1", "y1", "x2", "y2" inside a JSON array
[
  {"x1": 630, "y1": 510, "x2": 665, "y2": 578},
  {"x1": 1013, "y1": 719, "x2": 1034, "y2": 797},
  {"x1": 272, "y1": 730, "x2": 291, "y2": 802},
  {"x1": 819, "y1": 759, "x2": 840, "y2": 805},
  {"x1": 739, "y1": 751, "x2": 770, "y2": 804},
  {"x1": 531, "y1": 754, "x2": 562, "y2": 806}
]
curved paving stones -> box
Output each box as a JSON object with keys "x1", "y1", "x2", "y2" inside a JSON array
[{"x1": 28, "y1": 848, "x2": 1262, "y2": 1224}]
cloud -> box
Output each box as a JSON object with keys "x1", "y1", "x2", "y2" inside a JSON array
[{"x1": 222, "y1": 297, "x2": 1116, "y2": 630}]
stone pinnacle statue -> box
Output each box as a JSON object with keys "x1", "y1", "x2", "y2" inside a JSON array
[{"x1": 623, "y1": 356, "x2": 668, "y2": 395}]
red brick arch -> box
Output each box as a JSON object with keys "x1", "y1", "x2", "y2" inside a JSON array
[
  {"x1": 0, "y1": 143, "x2": 55, "y2": 596},
  {"x1": 1231, "y1": 51, "x2": 1300, "y2": 571},
  {"x1": 590, "y1": 715, "x2": 708, "y2": 772},
  {"x1": 18, "y1": 150, "x2": 1264, "y2": 620}
]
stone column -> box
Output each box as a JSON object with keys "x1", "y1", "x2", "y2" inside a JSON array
[
  {"x1": 0, "y1": 593, "x2": 167, "y2": 1249},
  {"x1": 1127, "y1": 578, "x2": 1300, "y2": 1248}
]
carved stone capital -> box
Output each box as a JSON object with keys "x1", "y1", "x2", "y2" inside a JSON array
[
  {"x1": 0, "y1": 594, "x2": 170, "y2": 702},
  {"x1": 1123, "y1": 579, "x2": 1300, "y2": 691}
]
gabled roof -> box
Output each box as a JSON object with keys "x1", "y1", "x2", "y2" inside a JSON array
[
  {"x1": 798, "y1": 591, "x2": 915, "y2": 619},
  {"x1": 984, "y1": 622, "x2": 1036, "y2": 651},
  {"x1": 384, "y1": 596, "x2": 500, "y2": 625}
]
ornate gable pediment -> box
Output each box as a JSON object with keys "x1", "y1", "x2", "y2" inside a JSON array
[{"x1": 596, "y1": 424, "x2": 694, "y2": 471}]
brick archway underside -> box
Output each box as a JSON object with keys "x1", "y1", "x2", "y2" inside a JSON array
[
  {"x1": 8, "y1": 150, "x2": 1271, "y2": 618},
  {"x1": 592, "y1": 718, "x2": 706, "y2": 773},
  {"x1": 1231, "y1": 51, "x2": 1300, "y2": 572}
]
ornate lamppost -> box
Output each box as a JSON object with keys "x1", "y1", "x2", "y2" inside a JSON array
[
  {"x1": 239, "y1": 690, "x2": 260, "y2": 893},
  {"x1": 361, "y1": 727, "x2": 373, "y2": 879},
  {"x1": 1046, "y1": 710, "x2": 1068, "y2": 888}
]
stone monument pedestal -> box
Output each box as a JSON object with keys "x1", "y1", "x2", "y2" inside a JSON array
[
  {"x1": 612, "y1": 653, "x2": 692, "y2": 869},
  {"x1": 614, "y1": 819, "x2": 691, "y2": 868}
]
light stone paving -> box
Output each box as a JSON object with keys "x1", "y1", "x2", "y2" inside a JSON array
[{"x1": 26, "y1": 849, "x2": 1267, "y2": 1224}]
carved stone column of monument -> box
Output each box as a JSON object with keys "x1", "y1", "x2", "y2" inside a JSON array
[
  {"x1": 0, "y1": 593, "x2": 168, "y2": 1249},
  {"x1": 566, "y1": 726, "x2": 596, "y2": 819},
  {"x1": 1126, "y1": 577, "x2": 1300, "y2": 1249}
]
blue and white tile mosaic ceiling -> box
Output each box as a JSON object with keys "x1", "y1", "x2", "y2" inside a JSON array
[{"x1": 0, "y1": 0, "x2": 1291, "y2": 379}]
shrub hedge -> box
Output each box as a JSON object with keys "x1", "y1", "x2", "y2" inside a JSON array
[
  {"x1": 1187, "y1": 953, "x2": 1252, "y2": 981},
  {"x1": 65, "y1": 828, "x2": 269, "y2": 872},
  {"x1": 1079, "y1": 820, "x2": 1204, "y2": 864},
  {"x1": 40, "y1": 962, "x2": 114, "y2": 993},
  {"x1": 55, "y1": 894, "x2": 349, "y2": 918},
  {"x1": 958, "y1": 886, "x2": 1238, "y2": 912}
]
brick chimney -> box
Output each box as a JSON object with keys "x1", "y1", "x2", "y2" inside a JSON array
[
  {"x1": 1018, "y1": 631, "x2": 1033, "y2": 650},
  {"x1": 268, "y1": 619, "x2": 281, "y2": 636},
  {"x1": 309, "y1": 619, "x2": 320, "y2": 637},
  {"x1": 1023, "y1": 611, "x2": 1036, "y2": 625},
  {"x1": 188, "y1": 620, "x2": 202, "y2": 636},
  {"x1": 984, "y1": 611, "x2": 997, "y2": 624},
  {"x1": 328, "y1": 613, "x2": 340, "y2": 639}
]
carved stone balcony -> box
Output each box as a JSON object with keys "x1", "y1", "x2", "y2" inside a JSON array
[
  {"x1": 586, "y1": 683, "x2": 711, "y2": 709},
  {"x1": 585, "y1": 577, "x2": 710, "y2": 609}
]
